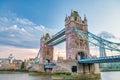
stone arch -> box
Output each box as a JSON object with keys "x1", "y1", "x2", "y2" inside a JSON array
[
  {"x1": 77, "y1": 52, "x2": 86, "y2": 59},
  {"x1": 46, "y1": 59, "x2": 50, "y2": 63},
  {"x1": 44, "y1": 59, "x2": 50, "y2": 64}
]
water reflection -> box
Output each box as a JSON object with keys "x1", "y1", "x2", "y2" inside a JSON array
[
  {"x1": 0, "y1": 72, "x2": 52, "y2": 80},
  {"x1": 101, "y1": 71, "x2": 120, "y2": 80},
  {"x1": 0, "y1": 71, "x2": 120, "y2": 80}
]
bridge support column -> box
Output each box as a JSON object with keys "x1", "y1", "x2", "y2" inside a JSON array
[
  {"x1": 77, "y1": 63, "x2": 100, "y2": 74},
  {"x1": 29, "y1": 64, "x2": 45, "y2": 72},
  {"x1": 94, "y1": 63, "x2": 100, "y2": 73}
]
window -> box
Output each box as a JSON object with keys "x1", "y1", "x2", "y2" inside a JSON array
[
  {"x1": 47, "y1": 50, "x2": 49, "y2": 55},
  {"x1": 74, "y1": 17, "x2": 77, "y2": 21}
]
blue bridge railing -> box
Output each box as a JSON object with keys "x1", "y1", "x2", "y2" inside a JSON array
[
  {"x1": 44, "y1": 62, "x2": 56, "y2": 69},
  {"x1": 78, "y1": 55, "x2": 120, "y2": 63},
  {"x1": 44, "y1": 28, "x2": 65, "y2": 44}
]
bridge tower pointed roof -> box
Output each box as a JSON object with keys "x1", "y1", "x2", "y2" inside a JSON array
[{"x1": 71, "y1": 9, "x2": 79, "y2": 17}]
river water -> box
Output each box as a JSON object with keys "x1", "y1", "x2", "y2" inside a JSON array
[{"x1": 0, "y1": 71, "x2": 120, "y2": 80}]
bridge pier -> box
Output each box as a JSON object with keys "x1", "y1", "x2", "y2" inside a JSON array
[
  {"x1": 77, "y1": 63, "x2": 99, "y2": 73},
  {"x1": 52, "y1": 59, "x2": 99, "y2": 74},
  {"x1": 29, "y1": 64, "x2": 45, "y2": 72},
  {"x1": 52, "y1": 59, "x2": 77, "y2": 73}
]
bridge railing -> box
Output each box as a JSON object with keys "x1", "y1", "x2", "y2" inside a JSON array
[
  {"x1": 78, "y1": 55, "x2": 120, "y2": 63},
  {"x1": 44, "y1": 28, "x2": 65, "y2": 44},
  {"x1": 48, "y1": 35, "x2": 66, "y2": 46}
]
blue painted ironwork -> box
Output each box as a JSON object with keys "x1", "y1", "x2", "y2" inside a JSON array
[
  {"x1": 34, "y1": 49, "x2": 41, "y2": 64},
  {"x1": 98, "y1": 37, "x2": 106, "y2": 57},
  {"x1": 78, "y1": 55, "x2": 120, "y2": 63},
  {"x1": 44, "y1": 28, "x2": 65, "y2": 44},
  {"x1": 48, "y1": 35, "x2": 66, "y2": 46},
  {"x1": 73, "y1": 27, "x2": 120, "y2": 52}
]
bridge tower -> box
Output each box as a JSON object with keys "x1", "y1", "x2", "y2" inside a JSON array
[
  {"x1": 99, "y1": 37, "x2": 107, "y2": 68},
  {"x1": 99, "y1": 37, "x2": 106, "y2": 57},
  {"x1": 65, "y1": 10, "x2": 90, "y2": 60},
  {"x1": 40, "y1": 33, "x2": 53, "y2": 64},
  {"x1": 64, "y1": 10, "x2": 99, "y2": 73}
]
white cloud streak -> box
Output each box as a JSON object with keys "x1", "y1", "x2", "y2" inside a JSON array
[
  {"x1": 16, "y1": 18, "x2": 34, "y2": 25},
  {"x1": 0, "y1": 12, "x2": 60, "y2": 48}
]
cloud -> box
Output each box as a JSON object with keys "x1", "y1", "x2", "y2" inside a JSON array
[
  {"x1": 97, "y1": 31, "x2": 120, "y2": 43},
  {"x1": 0, "y1": 17, "x2": 9, "y2": 22},
  {"x1": 0, "y1": 13, "x2": 56, "y2": 48},
  {"x1": 15, "y1": 18, "x2": 35, "y2": 25},
  {"x1": 98, "y1": 31, "x2": 116, "y2": 39},
  {"x1": 10, "y1": 34, "x2": 15, "y2": 37},
  {"x1": 21, "y1": 28, "x2": 26, "y2": 32},
  {"x1": 10, "y1": 25, "x2": 18, "y2": 30},
  {"x1": 34, "y1": 25, "x2": 45, "y2": 31}
]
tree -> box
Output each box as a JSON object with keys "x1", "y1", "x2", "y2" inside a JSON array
[{"x1": 21, "y1": 62, "x2": 25, "y2": 70}]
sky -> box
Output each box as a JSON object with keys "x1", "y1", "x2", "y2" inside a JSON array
[{"x1": 0, "y1": 0, "x2": 120, "y2": 60}]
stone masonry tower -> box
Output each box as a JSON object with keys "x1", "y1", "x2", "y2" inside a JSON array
[
  {"x1": 65, "y1": 10, "x2": 90, "y2": 60},
  {"x1": 40, "y1": 33, "x2": 53, "y2": 64},
  {"x1": 53, "y1": 10, "x2": 100, "y2": 74}
]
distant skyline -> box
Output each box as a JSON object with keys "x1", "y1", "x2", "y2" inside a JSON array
[{"x1": 0, "y1": 0, "x2": 120, "y2": 60}]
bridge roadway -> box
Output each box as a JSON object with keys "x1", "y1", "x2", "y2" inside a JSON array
[
  {"x1": 44, "y1": 28, "x2": 65, "y2": 44},
  {"x1": 78, "y1": 55, "x2": 120, "y2": 63},
  {"x1": 48, "y1": 35, "x2": 66, "y2": 46},
  {"x1": 44, "y1": 56, "x2": 120, "y2": 69}
]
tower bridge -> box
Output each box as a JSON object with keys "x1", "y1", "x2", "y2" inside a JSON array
[{"x1": 32, "y1": 10, "x2": 120, "y2": 74}]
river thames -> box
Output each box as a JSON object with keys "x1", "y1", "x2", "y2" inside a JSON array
[{"x1": 0, "y1": 71, "x2": 120, "y2": 80}]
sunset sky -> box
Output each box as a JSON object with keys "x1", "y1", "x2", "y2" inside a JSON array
[{"x1": 0, "y1": 0, "x2": 120, "y2": 60}]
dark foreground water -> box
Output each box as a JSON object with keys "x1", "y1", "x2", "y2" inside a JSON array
[{"x1": 0, "y1": 71, "x2": 120, "y2": 80}]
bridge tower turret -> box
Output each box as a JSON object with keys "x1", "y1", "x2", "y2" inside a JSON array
[{"x1": 65, "y1": 10, "x2": 90, "y2": 60}]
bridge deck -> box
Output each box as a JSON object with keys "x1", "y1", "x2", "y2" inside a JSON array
[
  {"x1": 44, "y1": 28, "x2": 65, "y2": 44},
  {"x1": 48, "y1": 36, "x2": 66, "y2": 46},
  {"x1": 78, "y1": 55, "x2": 120, "y2": 63}
]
